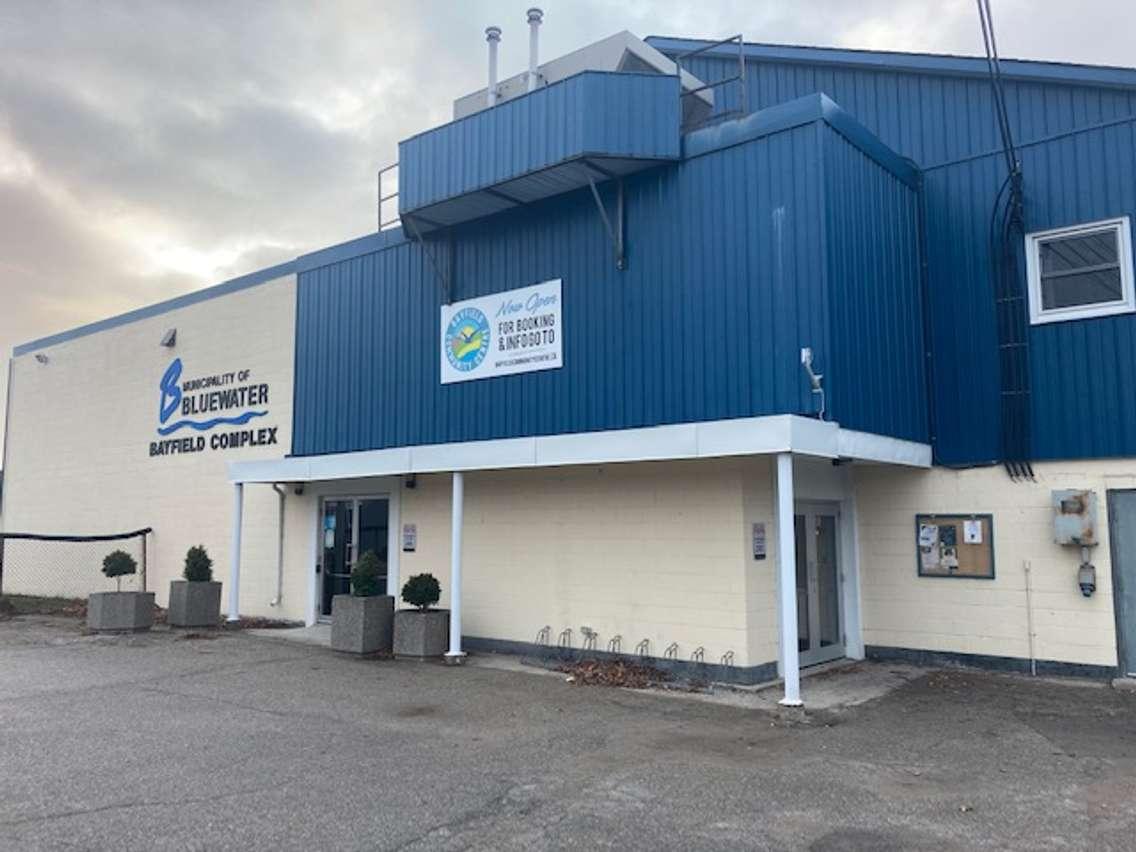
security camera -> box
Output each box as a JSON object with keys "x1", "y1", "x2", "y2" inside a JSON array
[{"x1": 1078, "y1": 562, "x2": 1096, "y2": 597}]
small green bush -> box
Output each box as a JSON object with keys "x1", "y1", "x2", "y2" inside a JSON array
[
  {"x1": 102, "y1": 550, "x2": 137, "y2": 591},
  {"x1": 401, "y1": 573, "x2": 440, "y2": 611},
  {"x1": 183, "y1": 545, "x2": 213, "y2": 582},
  {"x1": 351, "y1": 551, "x2": 383, "y2": 597}
]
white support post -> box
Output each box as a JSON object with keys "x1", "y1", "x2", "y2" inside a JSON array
[
  {"x1": 445, "y1": 471, "x2": 466, "y2": 663},
  {"x1": 227, "y1": 482, "x2": 243, "y2": 622},
  {"x1": 775, "y1": 453, "x2": 803, "y2": 706}
]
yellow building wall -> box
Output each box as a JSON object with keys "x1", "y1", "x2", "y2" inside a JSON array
[
  {"x1": 1, "y1": 276, "x2": 296, "y2": 616},
  {"x1": 281, "y1": 461, "x2": 767, "y2": 667},
  {"x1": 855, "y1": 461, "x2": 1126, "y2": 668},
  {"x1": 405, "y1": 461, "x2": 759, "y2": 665}
]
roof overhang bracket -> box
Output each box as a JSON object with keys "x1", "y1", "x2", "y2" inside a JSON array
[
  {"x1": 584, "y1": 168, "x2": 625, "y2": 271},
  {"x1": 404, "y1": 215, "x2": 454, "y2": 304}
]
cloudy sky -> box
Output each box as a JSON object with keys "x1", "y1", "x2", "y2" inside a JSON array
[{"x1": 1, "y1": 0, "x2": 1133, "y2": 446}]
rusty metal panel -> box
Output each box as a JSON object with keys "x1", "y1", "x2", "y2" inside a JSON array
[{"x1": 1053, "y1": 489, "x2": 1099, "y2": 546}]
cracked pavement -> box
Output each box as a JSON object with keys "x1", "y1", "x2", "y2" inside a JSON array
[{"x1": 1, "y1": 615, "x2": 1135, "y2": 850}]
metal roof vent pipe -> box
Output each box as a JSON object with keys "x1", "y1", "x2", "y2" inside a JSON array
[
  {"x1": 485, "y1": 26, "x2": 502, "y2": 107},
  {"x1": 526, "y1": 8, "x2": 543, "y2": 92}
]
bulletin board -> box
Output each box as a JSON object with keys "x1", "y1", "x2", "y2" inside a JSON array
[{"x1": 914, "y1": 514, "x2": 995, "y2": 579}]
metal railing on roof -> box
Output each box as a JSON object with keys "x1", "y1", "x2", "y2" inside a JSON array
[
  {"x1": 674, "y1": 34, "x2": 748, "y2": 131},
  {"x1": 377, "y1": 162, "x2": 400, "y2": 230}
]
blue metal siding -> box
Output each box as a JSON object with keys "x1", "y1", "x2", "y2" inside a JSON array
[
  {"x1": 294, "y1": 109, "x2": 925, "y2": 457},
  {"x1": 921, "y1": 156, "x2": 1005, "y2": 465},
  {"x1": 923, "y1": 117, "x2": 1136, "y2": 464},
  {"x1": 398, "y1": 72, "x2": 681, "y2": 214},
  {"x1": 670, "y1": 54, "x2": 1136, "y2": 166},
  {"x1": 675, "y1": 50, "x2": 1136, "y2": 465},
  {"x1": 822, "y1": 126, "x2": 926, "y2": 442},
  {"x1": 295, "y1": 123, "x2": 829, "y2": 455},
  {"x1": 1023, "y1": 119, "x2": 1136, "y2": 460}
]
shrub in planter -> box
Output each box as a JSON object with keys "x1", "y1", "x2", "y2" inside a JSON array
[
  {"x1": 103, "y1": 550, "x2": 137, "y2": 591},
  {"x1": 401, "y1": 573, "x2": 441, "y2": 611},
  {"x1": 88, "y1": 550, "x2": 154, "y2": 632},
  {"x1": 331, "y1": 550, "x2": 394, "y2": 654},
  {"x1": 351, "y1": 551, "x2": 384, "y2": 597},
  {"x1": 183, "y1": 545, "x2": 213, "y2": 582},
  {"x1": 393, "y1": 573, "x2": 448, "y2": 658},
  {"x1": 168, "y1": 544, "x2": 222, "y2": 628}
]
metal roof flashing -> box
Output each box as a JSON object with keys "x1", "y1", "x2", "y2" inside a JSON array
[
  {"x1": 683, "y1": 93, "x2": 919, "y2": 188},
  {"x1": 645, "y1": 36, "x2": 1136, "y2": 90}
]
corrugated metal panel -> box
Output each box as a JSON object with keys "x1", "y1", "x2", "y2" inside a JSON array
[
  {"x1": 674, "y1": 54, "x2": 1136, "y2": 166},
  {"x1": 398, "y1": 71, "x2": 681, "y2": 215},
  {"x1": 822, "y1": 125, "x2": 926, "y2": 442},
  {"x1": 1022, "y1": 119, "x2": 1136, "y2": 460},
  {"x1": 293, "y1": 112, "x2": 925, "y2": 457},
  {"x1": 923, "y1": 117, "x2": 1136, "y2": 464},
  {"x1": 675, "y1": 51, "x2": 1136, "y2": 465}
]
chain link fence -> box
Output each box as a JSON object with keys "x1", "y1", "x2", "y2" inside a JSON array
[{"x1": 0, "y1": 529, "x2": 152, "y2": 600}]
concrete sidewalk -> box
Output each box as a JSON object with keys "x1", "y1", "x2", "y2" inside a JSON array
[{"x1": 2, "y1": 614, "x2": 1134, "y2": 851}]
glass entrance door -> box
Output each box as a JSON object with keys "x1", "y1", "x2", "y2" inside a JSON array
[
  {"x1": 794, "y1": 504, "x2": 844, "y2": 667},
  {"x1": 319, "y1": 497, "x2": 390, "y2": 618}
]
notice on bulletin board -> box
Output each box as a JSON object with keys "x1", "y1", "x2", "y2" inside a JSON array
[{"x1": 915, "y1": 514, "x2": 995, "y2": 579}]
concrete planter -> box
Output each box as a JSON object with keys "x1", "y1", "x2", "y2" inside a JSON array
[
  {"x1": 331, "y1": 595, "x2": 394, "y2": 654},
  {"x1": 167, "y1": 580, "x2": 222, "y2": 628},
  {"x1": 393, "y1": 609, "x2": 449, "y2": 658},
  {"x1": 87, "y1": 591, "x2": 155, "y2": 633}
]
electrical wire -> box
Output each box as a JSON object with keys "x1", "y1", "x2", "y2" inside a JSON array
[{"x1": 976, "y1": 0, "x2": 1033, "y2": 481}]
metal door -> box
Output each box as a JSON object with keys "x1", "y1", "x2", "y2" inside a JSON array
[
  {"x1": 318, "y1": 497, "x2": 390, "y2": 618},
  {"x1": 1108, "y1": 490, "x2": 1136, "y2": 676},
  {"x1": 319, "y1": 499, "x2": 354, "y2": 618},
  {"x1": 794, "y1": 504, "x2": 845, "y2": 667}
]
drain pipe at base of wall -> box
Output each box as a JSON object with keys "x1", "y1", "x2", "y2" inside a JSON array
[{"x1": 270, "y1": 484, "x2": 286, "y2": 607}]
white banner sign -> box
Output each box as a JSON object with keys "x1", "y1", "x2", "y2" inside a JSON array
[{"x1": 440, "y1": 279, "x2": 562, "y2": 384}]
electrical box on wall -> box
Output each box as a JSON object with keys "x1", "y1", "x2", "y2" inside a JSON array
[{"x1": 1052, "y1": 490, "x2": 1098, "y2": 546}]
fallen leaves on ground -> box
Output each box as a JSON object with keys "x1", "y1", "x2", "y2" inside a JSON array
[
  {"x1": 558, "y1": 659, "x2": 671, "y2": 689},
  {"x1": 221, "y1": 616, "x2": 301, "y2": 630}
]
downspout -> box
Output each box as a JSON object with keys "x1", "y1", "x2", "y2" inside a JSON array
[
  {"x1": 909, "y1": 161, "x2": 938, "y2": 461},
  {"x1": 1, "y1": 358, "x2": 14, "y2": 520},
  {"x1": 270, "y1": 484, "x2": 286, "y2": 607}
]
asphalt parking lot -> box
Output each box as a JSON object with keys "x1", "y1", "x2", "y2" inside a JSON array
[{"x1": 1, "y1": 615, "x2": 1135, "y2": 851}]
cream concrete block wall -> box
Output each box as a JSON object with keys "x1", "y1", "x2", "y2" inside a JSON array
[
  {"x1": 390, "y1": 460, "x2": 757, "y2": 665},
  {"x1": 2, "y1": 276, "x2": 296, "y2": 615},
  {"x1": 855, "y1": 461, "x2": 1130, "y2": 667},
  {"x1": 740, "y1": 456, "x2": 779, "y2": 667}
]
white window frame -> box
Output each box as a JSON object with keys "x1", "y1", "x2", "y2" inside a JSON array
[{"x1": 1026, "y1": 216, "x2": 1135, "y2": 325}]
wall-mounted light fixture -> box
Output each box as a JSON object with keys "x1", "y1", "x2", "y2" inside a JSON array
[
  {"x1": 34, "y1": 353, "x2": 49, "y2": 365},
  {"x1": 160, "y1": 328, "x2": 177, "y2": 348},
  {"x1": 405, "y1": 474, "x2": 418, "y2": 489},
  {"x1": 800, "y1": 347, "x2": 826, "y2": 420}
]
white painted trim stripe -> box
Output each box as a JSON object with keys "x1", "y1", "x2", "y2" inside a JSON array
[{"x1": 228, "y1": 415, "x2": 931, "y2": 484}]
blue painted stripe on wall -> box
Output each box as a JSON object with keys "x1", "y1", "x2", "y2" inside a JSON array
[{"x1": 13, "y1": 259, "x2": 297, "y2": 356}]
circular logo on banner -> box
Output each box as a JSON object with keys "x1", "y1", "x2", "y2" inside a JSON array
[{"x1": 445, "y1": 307, "x2": 490, "y2": 372}]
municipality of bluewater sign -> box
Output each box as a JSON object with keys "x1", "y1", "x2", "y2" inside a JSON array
[{"x1": 440, "y1": 279, "x2": 562, "y2": 384}]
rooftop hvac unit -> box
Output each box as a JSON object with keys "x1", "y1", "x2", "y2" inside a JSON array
[{"x1": 453, "y1": 30, "x2": 714, "y2": 128}]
